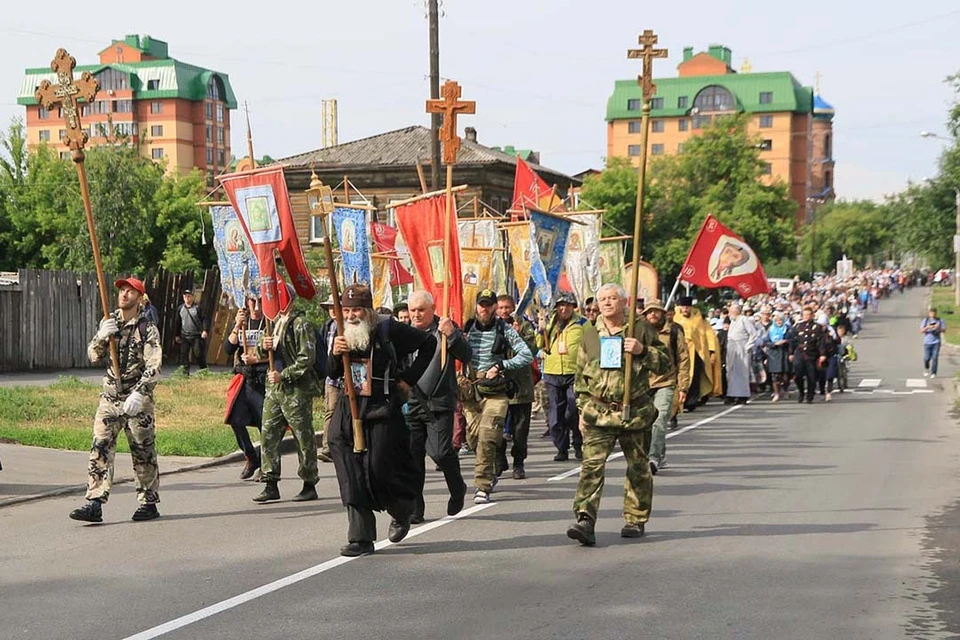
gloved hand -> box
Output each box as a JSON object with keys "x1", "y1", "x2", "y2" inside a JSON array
[
  {"x1": 95, "y1": 317, "x2": 119, "y2": 342},
  {"x1": 122, "y1": 391, "x2": 145, "y2": 416}
]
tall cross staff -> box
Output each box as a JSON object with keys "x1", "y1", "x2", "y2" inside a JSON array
[
  {"x1": 622, "y1": 30, "x2": 668, "y2": 419},
  {"x1": 35, "y1": 48, "x2": 121, "y2": 385},
  {"x1": 426, "y1": 80, "x2": 475, "y2": 368}
]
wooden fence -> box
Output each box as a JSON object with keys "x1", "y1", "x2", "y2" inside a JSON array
[{"x1": 0, "y1": 267, "x2": 227, "y2": 372}]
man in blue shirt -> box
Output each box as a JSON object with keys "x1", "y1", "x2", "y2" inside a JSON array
[{"x1": 921, "y1": 308, "x2": 945, "y2": 378}]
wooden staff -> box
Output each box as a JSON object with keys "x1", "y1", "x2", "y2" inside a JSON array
[
  {"x1": 35, "y1": 49, "x2": 120, "y2": 385},
  {"x1": 622, "y1": 30, "x2": 668, "y2": 420}
]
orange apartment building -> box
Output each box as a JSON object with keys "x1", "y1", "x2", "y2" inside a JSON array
[
  {"x1": 18, "y1": 35, "x2": 237, "y2": 178},
  {"x1": 607, "y1": 44, "x2": 835, "y2": 225}
]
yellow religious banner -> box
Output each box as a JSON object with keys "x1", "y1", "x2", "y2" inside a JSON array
[
  {"x1": 504, "y1": 222, "x2": 533, "y2": 297},
  {"x1": 623, "y1": 260, "x2": 659, "y2": 304},
  {"x1": 461, "y1": 247, "x2": 495, "y2": 321},
  {"x1": 371, "y1": 254, "x2": 394, "y2": 310}
]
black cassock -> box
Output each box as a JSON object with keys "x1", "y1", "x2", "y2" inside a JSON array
[{"x1": 328, "y1": 317, "x2": 435, "y2": 512}]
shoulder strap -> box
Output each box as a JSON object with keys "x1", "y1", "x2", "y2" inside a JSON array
[{"x1": 669, "y1": 323, "x2": 679, "y2": 365}]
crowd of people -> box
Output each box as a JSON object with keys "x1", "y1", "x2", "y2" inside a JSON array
[{"x1": 65, "y1": 267, "x2": 924, "y2": 553}]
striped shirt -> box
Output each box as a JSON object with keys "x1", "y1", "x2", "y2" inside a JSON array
[{"x1": 466, "y1": 319, "x2": 533, "y2": 374}]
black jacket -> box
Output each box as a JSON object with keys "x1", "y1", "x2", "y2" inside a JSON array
[{"x1": 406, "y1": 317, "x2": 472, "y2": 413}]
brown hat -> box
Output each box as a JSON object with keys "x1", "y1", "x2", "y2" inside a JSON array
[
  {"x1": 342, "y1": 284, "x2": 373, "y2": 309},
  {"x1": 642, "y1": 299, "x2": 666, "y2": 315}
]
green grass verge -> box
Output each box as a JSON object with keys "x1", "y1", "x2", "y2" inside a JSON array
[{"x1": 929, "y1": 287, "x2": 960, "y2": 347}]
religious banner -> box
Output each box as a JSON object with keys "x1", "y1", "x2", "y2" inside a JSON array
[
  {"x1": 505, "y1": 222, "x2": 535, "y2": 304},
  {"x1": 528, "y1": 209, "x2": 572, "y2": 306},
  {"x1": 371, "y1": 222, "x2": 414, "y2": 286},
  {"x1": 460, "y1": 247, "x2": 496, "y2": 321},
  {"x1": 624, "y1": 261, "x2": 659, "y2": 304},
  {"x1": 679, "y1": 214, "x2": 769, "y2": 298},
  {"x1": 598, "y1": 239, "x2": 625, "y2": 287},
  {"x1": 563, "y1": 213, "x2": 602, "y2": 304},
  {"x1": 211, "y1": 205, "x2": 261, "y2": 308},
  {"x1": 332, "y1": 206, "x2": 372, "y2": 287},
  {"x1": 458, "y1": 219, "x2": 499, "y2": 249},
  {"x1": 220, "y1": 167, "x2": 315, "y2": 320},
  {"x1": 395, "y1": 193, "x2": 464, "y2": 324},
  {"x1": 512, "y1": 157, "x2": 563, "y2": 215},
  {"x1": 371, "y1": 255, "x2": 395, "y2": 310}
]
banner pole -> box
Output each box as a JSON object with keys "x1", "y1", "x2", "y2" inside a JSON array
[{"x1": 665, "y1": 276, "x2": 683, "y2": 308}]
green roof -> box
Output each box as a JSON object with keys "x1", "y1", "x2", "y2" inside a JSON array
[
  {"x1": 17, "y1": 58, "x2": 237, "y2": 108},
  {"x1": 606, "y1": 71, "x2": 813, "y2": 121}
]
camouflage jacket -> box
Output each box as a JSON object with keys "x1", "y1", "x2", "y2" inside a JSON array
[
  {"x1": 87, "y1": 310, "x2": 162, "y2": 400},
  {"x1": 257, "y1": 310, "x2": 321, "y2": 397},
  {"x1": 574, "y1": 316, "x2": 669, "y2": 430},
  {"x1": 504, "y1": 317, "x2": 537, "y2": 405}
]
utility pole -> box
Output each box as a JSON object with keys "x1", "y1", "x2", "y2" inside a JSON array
[
  {"x1": 953, "y1": 188, "x2": 960, "y2": 306},
  {"x1": 428, "y1": 0, "x2": 441, "y2": 190}
]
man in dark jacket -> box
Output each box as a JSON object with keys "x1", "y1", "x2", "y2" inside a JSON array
[
  {"x1": 406, "y1": 290, "x2": 471, "y2": 523},
  {"x1": 175, "y1": 289, "x2": 207, "y2": 374},
  {"x1": 791, "y1": 306, "x2": 827, "y2": 403}
]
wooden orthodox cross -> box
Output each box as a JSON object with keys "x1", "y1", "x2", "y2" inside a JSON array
[
  {"x1": 622, "y1": 30, "x2": 667, "y2": 419},
  {"x1": 426, "y1": 80, "x2": 475, "y2": 367},
  {"x1": 35, "y1": 49, "x2": 121, "y2": 385}
]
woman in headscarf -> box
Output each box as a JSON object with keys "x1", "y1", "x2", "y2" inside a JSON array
[{"x1": 766, "y1": 312, "x2": 792, "y2": 402}]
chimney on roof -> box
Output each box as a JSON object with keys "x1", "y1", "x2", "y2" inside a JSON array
[
  {"x1": 683, "y1": 47, "x2": 694, "y2": 62},
  {"x1": 465, "y1": 127, "x2": 477, "y2": 143}
]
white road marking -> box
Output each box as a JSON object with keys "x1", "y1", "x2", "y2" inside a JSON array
[
  {"x1": 121, "y1": 503, "x2": 495, "y2": 640},
  {"x1": 858, "y1": 379, "x2": 882, "y2": 388},
  {"x1": 905, "y1": 378, "x2": 927, "y2": 388},
  {"x1": 546, "y1": 404, "x2": 744, "y2": 482}
]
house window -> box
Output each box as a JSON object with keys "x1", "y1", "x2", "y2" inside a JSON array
[
  {"x1": 824, "y1": 133, "x2": 832, "y2": 159},
  {"x1": 38, "y1": 130, "x2": 50, "y2": 142},
  {"x1": 82, "y1": 101, "x2": 111, "y2": 116},
  {"x1": 678, "y1": 96, "x2": 689, "y2": 109},
  {"x1": 217, "y1": 127, "x2": 225, "y2": 145},
  {"x1": 628, "y1": 120, "x2": 641, "y2": 134},
  {"x1": 760, "y1": 139, "x2": 773, "y2": 151},
  {"x1": 206, "y1": 148, "x2": 214, "y2": 164},
  {"x1": 150, "y1": 125, "x2": 163, "y2": 137},
  {"x1": 206, "y1": 125, "x2": 212, "y2": 142},
  {"x1": 216, "y1": 104, "x2": 224, "y2": 123},
  {"x1": 678, "y1": 119, "x2": 689, "y2": 132},
  {"x1": 38, "y1": 106, "x2": 50, "y2": 120},
  {"x1": 759, "y1": 115, "x2": 774, "y2": 128},
  {"x1": 759, "y1": 91, "x2": 773, "y2": 104},
  {"x1": 627, "y1": 144, "x2": 642, "y2": 156},
  {"x1": 147, "y1": 79, "x2": 160, "y2": 91},
  {"x1": 151, "y1": 148, "x2": 164, "y2": 159},
  {"x1": 58, "y1": 129, "x2": 66, "y2": 141},
  {"x1": 651, "y1": 120, "x2": 665, "y2": 133},
  {"x1": 205, "y1": 103, "x2": 213, "y2": 119},
  {"x1": 150, "y1": 101, "x2": 162, "y2": 114},
  {"x1": 651, "y1": 144, "x2": 665, "y2": 156},
  {"x1": 114, "y1": 100, "x2": 133, "y2": 113},
  {"x1": 218, "y1": 149, "x2": 226, "y2": 166},
  {"x1": 692, "y1": 115, "x2": 712, "y2": 129},
  {"x1": 627, "y1": 99, "x2": 641, "y2": 111},
  {"x1": 95, "y1": 68, "x2": 128, "y2": 92},
  {"x1": 825, "y1": 170, "x2": 833, "y2": 189},
  {"x1": 650, "y1": 97, "x2": 664, "y2": 110},
  {"x1": 761, "y1": 162, "x2": 772, "y2": 175},
  {"x1": 693, "y1": 85, "x2": 735, "y2": 113}
]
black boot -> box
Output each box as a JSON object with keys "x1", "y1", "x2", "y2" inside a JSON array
[
  {"x1": 69, "y1": 500, "x2": 103, "y2": 523},
  {"x1": 240, "y1": 458, "x2": 259, "y2": 481},
  {"x1": 447, "y1": 481, "x2": 467, "y2": 516},
  {"x1": 554, "y1": 450, "x2": 569, "y2": 462},
  {"x1": 566, "y1": 514, "x2": 596, "y2": 546},
  {"x1": 388, "y1": 517, "x2": 411, "y2": 543},
  {"x1": 291, "y1": 482, "x2": 318, "y2": 502},
  {"x1": 573, "y1": 445, "x2": 583, "y2": 461},
  {"x1": 132, "y1": 503, "x2": 160, "y2": 522},
  {"x1": 340, "y1": 541, "x2": 375, "y2": 557},
  {"x1": 620, "y1": 522, "x2": 645, "y2": 538},
  {"x1": 253, "y1": 481, "x2": 280, "y2": 503}
]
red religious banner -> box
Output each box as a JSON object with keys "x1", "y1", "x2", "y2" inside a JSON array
[
  {"x1": 511, "y1": 156, "x2": 563, "y2": 218},
  {"x1": 679, "y1": 214, "x2": 769, "y2": 298},
  {"x1": 219, "y1": 167, "x2": 315, "y2": 319},
  {"x1": 395, "y1": 194, "x2": 463, "y2": 324},
  {"x1": 370, "y1": 222, "x2": 414, "y2": 286}
]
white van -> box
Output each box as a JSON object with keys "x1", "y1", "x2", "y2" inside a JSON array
[{"x1": 768, "y1": 278, "x2": 795, "y2": 295}]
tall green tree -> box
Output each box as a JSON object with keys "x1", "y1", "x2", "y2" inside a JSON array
[{"x1": 798, "y1": 200, "x2": 893, "y2": 273}]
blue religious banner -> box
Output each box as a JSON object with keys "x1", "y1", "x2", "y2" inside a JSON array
[
  {"x1": 211, "y1": 205, "x2": 261, "y2": 308},
  {"x1": 517, "y1": 209, "x2": 572, "y2": 315},
  {"x1": 332, "y1": 206, "x2": 372, "y2": 286}
]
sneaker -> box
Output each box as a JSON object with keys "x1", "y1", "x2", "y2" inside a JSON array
[
  {"x1": 825, "y1": 392, "x2": 832, "y2": 402},
  {"x1": 458, "y1": 444, "x2": 473, "y2": 457},
  {"x1": 649, "y1": 459, "x2": 659, "y2": 475},
  {"x1": 512, "y1": 465, "x2": 526, "y2": 480},
  {"x1": 131, "y1": 503, "x2": 160, "y2": 522},
  {"x1": 317, "y1": 450, "x2": 333, "y2": 463},
  {"x1": 566, "y1": 515, "x2": 596, "y2": 546},
  {"x1": 340, "y1": 541, "x2": 375, "y2": 557},
  {"x1": 659, "y1": 459, "x2": 668, "y2": 470},
  {"x1": 553, "y1": 450, "x2": 569, "y2": 462},
  {"x1": 473, "y1": 489, "x2": 491, "y2": 505},
  {"x1": 620, "y1": 522, "x2": 645, "y2": 538},
  {"x1": 771, "y1": 393, "x2": 780, "y2": 403},
  {"x1": 923, "y1": 371, "x2": 930, "y2": 377},
  {"x1": 930, "y1": 374, "x2": 937, "y2": 379},
  {"x1": 69, "y1": 500, "x2": 103, "y2": 523}
]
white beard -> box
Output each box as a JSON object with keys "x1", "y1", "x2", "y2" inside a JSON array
[{"x1": 343, "y1": 318, "x2": 372, "y2": 352}]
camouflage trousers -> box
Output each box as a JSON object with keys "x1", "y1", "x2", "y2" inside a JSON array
[
  {"x1": 260, "y1": 388, "x2": 319, "y2": 485},
  {"x1": 86, "y1": 395, "x2": 159, "y2": 505},
  {"x1": 572, "y1": 426, "x2": 652, "y2": 525},
  {"x1": 464, "y1": 393, "x2": 509, "y2": 492}
]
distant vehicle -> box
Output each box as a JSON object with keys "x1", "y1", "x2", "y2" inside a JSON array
[{"x1": 768, "y1": 278, "x2": 795, "y2": 294}]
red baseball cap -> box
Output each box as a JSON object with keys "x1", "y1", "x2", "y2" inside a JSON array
[{"x1": 114, "y1": 277, "x2": 146, "y2": 295}]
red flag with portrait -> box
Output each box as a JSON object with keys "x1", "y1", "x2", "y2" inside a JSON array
[
  {"x1": 679, "y1": 214, "x2": 769, "y2": 298},
  {"x1": 219, "y1": 167, "x2": 315, "y2": 320},
  {"x1": 370, "y1": 222, "x2": 414, "y2": 286},
  {"x1": 394, "y1": 194, "x2": 463, "y2": 324}
]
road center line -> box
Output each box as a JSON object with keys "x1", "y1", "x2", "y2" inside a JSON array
[
  {"x1": 546, "y1": 403, "x2": 744, "y2": 482},
  {"x1": 121, "y1": 503, "x2": 496, "y2": 640}
]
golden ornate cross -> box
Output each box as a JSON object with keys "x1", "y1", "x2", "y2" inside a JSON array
[
  {"x1": 34, "y1": 48, "x2": 99, "y2": 162},
  {"x1": 426, "y1": 79, "x2": 476, "y2": 164},
  {"x1": 627, "y1": 29, "x2": 668, "y2": 103}
]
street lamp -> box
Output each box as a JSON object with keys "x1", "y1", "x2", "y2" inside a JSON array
[{"x1": 919, "y1": 131, "x2": 960, "y2": 305}]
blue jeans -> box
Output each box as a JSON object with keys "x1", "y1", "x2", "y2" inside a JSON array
[{"x1": 924, "y1": 342, "x2": 941, "y2": 375}]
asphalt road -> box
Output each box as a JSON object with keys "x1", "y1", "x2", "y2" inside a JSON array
[{"x1": 2, "y1": 288, "x2": 959, "y2": 640}]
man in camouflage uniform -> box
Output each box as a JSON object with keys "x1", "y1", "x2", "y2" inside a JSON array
[
  {"x1": 253, "y1": 282, "x2": 321, "y2": 503},
  {"x1": 566, "y1": 283, "x2": 670, "y2": 545},
  {"x1": 69, "y1": 277, "x2": 163, "y2": 524},
  {"x1": 495, "y1": 294, "x2": 537, "y2": 480}
]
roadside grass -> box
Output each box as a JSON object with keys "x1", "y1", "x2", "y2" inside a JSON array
[
  {"x1": 930, "y1": 287, "x2": 960, "y2": 347},
  {"x1": 0, "y1": 371, "x2": 261, "y2": 457}
]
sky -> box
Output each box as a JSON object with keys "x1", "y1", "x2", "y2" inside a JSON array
[{"x1": 2, "y1": 1, "x2": 960, "y2": 202}]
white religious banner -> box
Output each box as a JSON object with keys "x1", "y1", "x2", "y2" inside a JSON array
[{"x1": 563, "y1": 213, "x2": 602, "y2": 304}]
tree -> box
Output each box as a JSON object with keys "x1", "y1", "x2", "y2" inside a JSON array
[{"x1": 798, "y1": 200, "x2": 893, "y2": 272}]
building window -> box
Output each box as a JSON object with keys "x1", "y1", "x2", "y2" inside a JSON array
[
  {"x1": 39, "y1": 130, "x2": 50, "y2": 142},
  {"x1": 693, "y1": 85, "x2": 735, "y2": 113},
  {"x1": 205, "y1": 103, "x2": 213, "y2": 119},
  {"x1": 206, "y1": 125, "x2": 212, "y2": 142},
  {"x1": 759, "y1": 91, "x2": 773, "y2": 104},
  {"x1": 628, "y1": 120, "x2": 641, "y2": 134},
  {"x1": 825, "y1": 170, "x2": 833, "y2": 189},
  {"x1": 759, "y1": 115, "x2": 774, "y2": 128},
  {"x1": 82, "y1": 101, "x2": 111, "y2": 116},
  {"x1": 216, "y1": 104, "x2": 224, "y2": 123},
  {"x1": 152, "y1": 148, "x2": 164, "y2": 159},
  {"x1": 650, "y1": 97, "x2": 664, "y2": 110},
  {"x1": 761, "y1": 162, "x2": 772, "y2": 175},
  {"x1": 692, "y1": 115, "x2": 712, "y2": 129},
  {"x1": 57, "y1": 129, "x2": 66, "y2": 141},
  {"x1": 677, "y1": 143, "x2": 685, "y2": 153},
  {"x1": 627, "y1": 98, "x2": 641, "y2": 111},
  {"x1": 150, "y1": 101, "x2": 162, "y2": 114},
  {"x1": 627, "y1": 144, "x2": 642, "y2": 156},
  {"x1": 651, "y1": 120, "x2": 664, "y2": 133},
  {"x1": 217, "y1": 127, "x2": 225, "y2": 145},
  {"x1": 678, "y1": 96, "x2": 688, "y2": 109},
  {"x1": 651, "y1": 144, "x2": 665, "y2": 156},
  {"x1": 218, "y1": 149, "x2": 226, "y2": 166},
  {"x1": 147, "y1": 79, "x2": 160, "y2": 91},
  {"x1": 94, "y1": 68, "x2": 128, "y2": 92},
  {"x1": 114, "y1": 100, "x2": 133, "y2": 113},
  {"x1": 206, "y1": 148, "x2": 214, "y2": 164},
  {"x1": 824, "y1": 133, "x2": 832, "y2": 159},
  {"x1": 207, "y1": 77, "x2": 224, "y2": 101},
  {"x1": 38, "y1": 106, "x2": 50, "y2": 120},
  {"x1": 760, "y1": 139, "x2": 773, "y2": 151},
  {"x1": 150, "y1": 125, "x2": 163, "y2": 137},
  {"x1": 678, "y1": 119, "x2": 689, "y2": 132}
]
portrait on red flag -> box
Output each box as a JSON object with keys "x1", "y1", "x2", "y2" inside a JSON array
[{"x1": 680, "y1": 214, "x2": 768, "y2": 298}]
